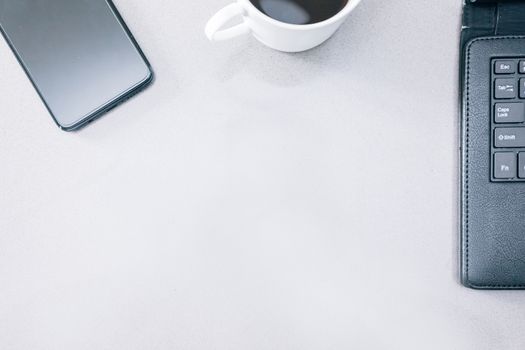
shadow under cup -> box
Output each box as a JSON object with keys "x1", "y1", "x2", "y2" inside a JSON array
[{"x1": 249, "y1": 0, "x2": 349, "y2": 25}]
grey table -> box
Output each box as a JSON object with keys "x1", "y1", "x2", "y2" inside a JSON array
[{"x1": 1, "y1": 0, "x2": 523, "y2": 349}]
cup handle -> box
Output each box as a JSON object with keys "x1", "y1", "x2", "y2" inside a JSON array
[{"x1": 205, "y1": 3, "x2": 251, "y2": 42}]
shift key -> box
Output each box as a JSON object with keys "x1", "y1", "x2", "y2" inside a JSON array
[{"x1": 495, "y1": 128, "x2": 525, "y2": 147}]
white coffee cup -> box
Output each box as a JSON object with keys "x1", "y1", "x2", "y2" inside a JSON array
[{"x1": 205, "y1": 0, "x2": 362, "y2": 52}]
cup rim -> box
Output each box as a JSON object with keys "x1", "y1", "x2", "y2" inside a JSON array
[{"x1": 239, "y1": 0, "x2": 362, "y2": 30}]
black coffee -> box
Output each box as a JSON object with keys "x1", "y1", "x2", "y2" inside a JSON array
[{"x1": 250, "y1": 0, "x2": 348, "y2": 25}]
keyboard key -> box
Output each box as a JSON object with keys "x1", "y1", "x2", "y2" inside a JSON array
[
  {"x1": 520, "y1": 61, "x2": 525, "y2": 74},
  {"x1": 520, "y1": 79, "x2": 525, "y2": 99},
  {"x1": 494, "y1": 128, "x2": 525, "y2": 148},
  {"x1": 519, "y1": 153, "x2": 525, "y2": 178},
  {"x1": 495, "y1": 78, "x2": 517, "y2": 99},
  {"x1": 494, "y1": 152, "x2": 516, "y2": 179},
  {"x1": 495, "y1": 103, "x2": 525, "y2": 123},
  {"x1": 495, "y1": 60, "x2": 516, "y2": 74}
]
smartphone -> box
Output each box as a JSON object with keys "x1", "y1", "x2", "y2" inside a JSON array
[{"x1": 0, "y1": 0, "x2": 153, "y2": 131}]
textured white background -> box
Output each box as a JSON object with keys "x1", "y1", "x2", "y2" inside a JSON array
[{"x1": 1, "y1": 0, "x2": 523, "y2": 349}]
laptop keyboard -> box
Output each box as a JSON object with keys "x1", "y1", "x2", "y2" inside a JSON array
[{"x1": 491, "y1": 59, "x2": 525, "y2": 181}]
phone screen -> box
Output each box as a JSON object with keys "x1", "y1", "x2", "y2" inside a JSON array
[{"x1": 0, "y1": 0, "x2": 152, "y2": 129}]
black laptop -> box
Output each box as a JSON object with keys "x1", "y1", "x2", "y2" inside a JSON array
[{"x1": 460, "y1": 0, "x2": 525, "y2": 289}]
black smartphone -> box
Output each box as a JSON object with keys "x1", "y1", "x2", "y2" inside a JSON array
[{"x1": 0, "y1": 0, "x2": 153, "y2": 131}]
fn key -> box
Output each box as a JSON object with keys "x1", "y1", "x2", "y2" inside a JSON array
[{"x1": 494, "y1": 152, "x2": 516, "y2": 179}]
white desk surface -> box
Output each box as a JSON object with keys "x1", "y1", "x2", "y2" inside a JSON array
[{"x1": 2, "y1": 0, "x2": 524, "y2": 349}]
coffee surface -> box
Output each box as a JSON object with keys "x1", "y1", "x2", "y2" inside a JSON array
[{"x1": 250, "y1": 0, "x2": 348, "y2": 25}]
